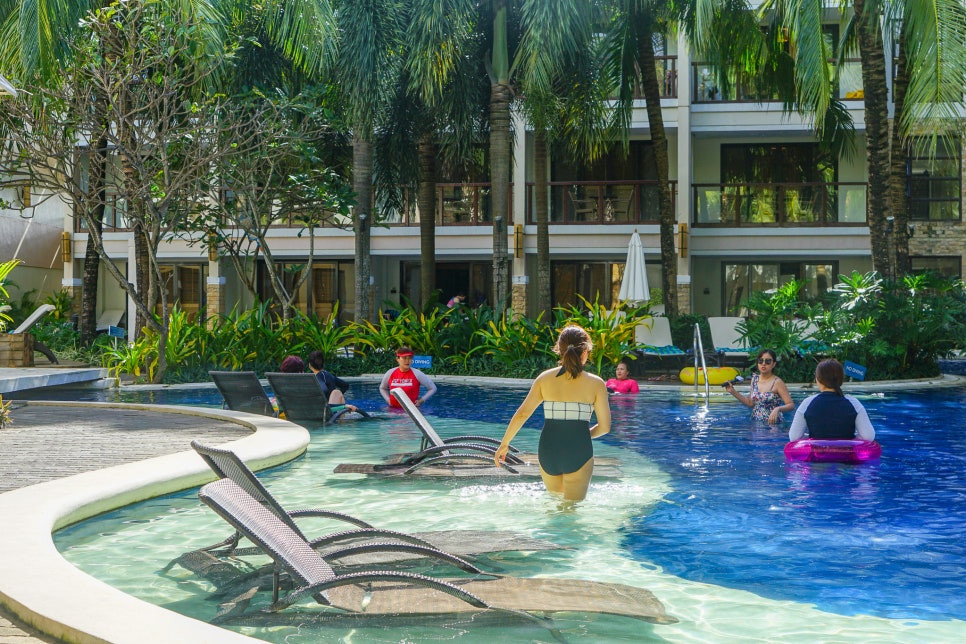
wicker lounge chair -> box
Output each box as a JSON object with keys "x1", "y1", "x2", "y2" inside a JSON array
[
  {"x1": 197, "y1": 477, "x2": 676, "y2": 625},
  {"x1": 332, "y1": 388, "x2": 621, "y2": 478},
  {"x1": 209, "y1": 371, "x2": 276, "y2": 417},
  {"x1": 189, "y1": 441, "x2": 558, "y2": 565},
  {"x1": 265, "y1": 372, "x2": 370, "y2": 425}
]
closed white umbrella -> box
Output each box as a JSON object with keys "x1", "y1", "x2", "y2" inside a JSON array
[{"x1": 618, "y1": 230, "x2": 650, "y2": 304}]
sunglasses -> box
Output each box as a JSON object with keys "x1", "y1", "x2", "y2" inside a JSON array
[{"x1": 757, "y1": 358, "x2": 774, "y2": 365}]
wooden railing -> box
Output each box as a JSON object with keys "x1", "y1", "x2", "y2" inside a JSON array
[
  {"x1": 692, "y1": 181, "x2": 868, "y2": 226},
  {"x1": 526, "y1": 180, "x2": 676, "y2": 225}
]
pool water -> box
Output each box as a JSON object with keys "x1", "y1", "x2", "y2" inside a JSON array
[{"x1": 53, "y1": 383, "x2": 966, "y2": 642}]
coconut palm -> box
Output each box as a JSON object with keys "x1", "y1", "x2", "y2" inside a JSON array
[{"x1": 761, "y1": 0, "x2": 966, "y2": 278}]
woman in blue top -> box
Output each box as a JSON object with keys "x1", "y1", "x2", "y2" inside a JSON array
[{"x1": 788, "y1": 359, "x2": 876, "y2": 441}]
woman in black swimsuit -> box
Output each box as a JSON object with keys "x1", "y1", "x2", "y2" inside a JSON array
[{"x1": 495, "y1": 325, "x2": 611, "y2": 503}]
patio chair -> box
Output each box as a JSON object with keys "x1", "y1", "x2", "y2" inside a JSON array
[
  {"x1": 633, "y1": 317, "x2": 687, "y2": 373},
  {"x1": 333, "y1": 389, "x2": 621, "y2": 478},
  {"x1": 707, "y1": 316, "x2": 753, "y2": 366},
  {"x1": 209, "y1": 371, "x2": 276, "y2": 417},
  {"x1": 8, "y1": 303, "x2": 58, "y2": 364},
  {"x1": 95, "y1": 307, "x2": 125, "y2": 333},
  {"x1": 197, "y1": 477, "x2": 676, "y2": 624},
  {"x1": 188, "y1": 440, "x2": 558, "y2": 565},
  {"x1": 265, "y1": 372, "x2": 370, "y2": 425}
]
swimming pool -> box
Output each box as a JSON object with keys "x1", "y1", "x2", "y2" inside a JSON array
[{"x1": 52, "y1": 383, "x2": 966, "y2": 641}]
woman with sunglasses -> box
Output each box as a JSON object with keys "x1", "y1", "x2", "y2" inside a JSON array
[{"x1": 724, "y1": 349, "x2": 794, "y2": 424}]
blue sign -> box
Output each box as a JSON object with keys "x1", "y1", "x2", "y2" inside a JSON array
[
  {"x1": 843, "y1": 360, "x2": 867, "y2": 381},
  {"x1": 107, "y1": 325, "x2": 126, "y2": 339},
  {"x1": 412, "y1": 355, "x2": 433, "y2": 370}
]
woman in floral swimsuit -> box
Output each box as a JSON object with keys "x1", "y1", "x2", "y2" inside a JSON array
[{"x1": 724, "y1": 349, "x2": 794, "y2": 424}]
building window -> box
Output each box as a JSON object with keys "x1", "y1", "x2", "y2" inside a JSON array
[
  {"x1": 256, "y1": 260, "x2": 352, "y2": 321},
  {"x1": 158, "y1": 264, "x2": 207, "y2": 321},
  {"x1": 552, "y1": 261, "x2": 624, "y2": 310},
  {"x1": 910, "y1": 256, "x2": 962, "y2": 280},
  {"x1": 907, "y1": 138, "x2": 961, "y2": 221},
  {"x1": 717, "y1": 143, "x2": 838, "y2": 225},
  {"x1": 722, "y1": 261, "x2": 836, "y2": 316}
]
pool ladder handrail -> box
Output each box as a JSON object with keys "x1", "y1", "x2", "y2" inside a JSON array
[{"x1": 692, "y1": 322, "x2": 711, "y2": 400}]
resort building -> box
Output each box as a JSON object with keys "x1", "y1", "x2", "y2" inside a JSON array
[{"x1": 1, "y1": 32, "x2": 963, "y2": 332}]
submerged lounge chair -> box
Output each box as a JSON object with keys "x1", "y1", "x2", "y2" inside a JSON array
[
  {"x1": 210, "y1": 371, "x2": 276, "y2": 417},
  {"x1": 333, "y1": 388, "x2": 621, "y2": 478},
  {"x1": 265, "y1": 372, "x2": 370, "y2": 425},
  {"x1": 188, "y1": 441, "x2": 557, "y2": 565},
  {"x1": 197, "y1": 477, "x2": 676, "y2": 624}
]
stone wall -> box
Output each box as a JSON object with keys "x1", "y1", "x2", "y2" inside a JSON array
[{"x1": 0, "y1": 334, "x2": 33, "y2": 367}]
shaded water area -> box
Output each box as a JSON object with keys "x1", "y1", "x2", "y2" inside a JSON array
[{"x1": 51, "y1": 384, "x2": 966, "y2": 642}]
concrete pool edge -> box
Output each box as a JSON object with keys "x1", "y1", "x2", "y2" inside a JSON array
[{"x1": 0, "y1": 402, "x2": 310, "y2": 644}]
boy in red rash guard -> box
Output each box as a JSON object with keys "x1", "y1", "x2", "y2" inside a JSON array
[{"x1": 378, "y1": 346, "x2": 437, "y2": 408}]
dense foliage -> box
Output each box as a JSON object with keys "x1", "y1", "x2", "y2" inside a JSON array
[{"x1": 28, "y1": 271, "x2": 966, "y2": 384}]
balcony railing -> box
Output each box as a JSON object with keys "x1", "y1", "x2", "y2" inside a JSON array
[
  {"x1": 526, "y1": 180, "x2": 675, "y2": 224},
  {"x1": 693, "y1": 182, "x2": 868, "y2": 226},
  {"x1": 381, "y1": 183, "x2": 499, "y2": 226},
  {"x1": 692, "y1": 60, "x2": 863, "y2": 103},
  {"x1": 632, "y1": 56, "x2": 678, "y2": 99}
]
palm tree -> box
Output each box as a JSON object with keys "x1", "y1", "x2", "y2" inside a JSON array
[
  {"x1": 763, "y1": 0, "x2": 966, "y2": 278},
  {"x1": 516, "y1": 1, "x2": 611, "y2": 317},
  {"x1": 331, "y1": 0, "x2": 406, "y2": 323}
]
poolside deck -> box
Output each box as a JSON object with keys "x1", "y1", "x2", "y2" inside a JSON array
[
  {"x1": 0, "y1": 367, "x2": 109, "y2": 395},
  {"x1": 0, "y1": 399, "x2": 308, "y2": 643}
]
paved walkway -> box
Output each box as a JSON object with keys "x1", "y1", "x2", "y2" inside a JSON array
[{"x1": 0, "y1": 402, "x2": 251, "y2": 643}]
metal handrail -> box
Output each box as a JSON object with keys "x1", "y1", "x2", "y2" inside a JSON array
[{"x1": 692, "y1": 322, "x2": 710, "y2": 400}]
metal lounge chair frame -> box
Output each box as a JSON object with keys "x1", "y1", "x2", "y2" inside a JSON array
[
  {"x1": 266, "y1": 372, "x2": 369, "y2": 424},
  {"x1": 198, "y1": 478, "x2": 488, "y2": 610},
  {"x1": 198, "y1": 477, "x2": 677, "y2": 625},
  {"x1": 209, "y1": 371, "x2": 276, "y2": 417},
  {"x1": 190, "y1": 440, "x2": 481, "y2": 563},
  {"x1": 389, "y1": 388, "x2": 524, "y2": 474}
]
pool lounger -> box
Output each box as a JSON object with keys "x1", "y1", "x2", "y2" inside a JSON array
[
  {"x1": 198, "y1": 477, "x2": 677, "y2": 625},
  {"x1": 185, "y1": 441, "x2": 561, "y2": 565},
  {"x1": 370, "y1": 387, "x2": 621, "y2": 475},
  {"x1": 266, "y1": 372, "x2": 372, "y2": 425},
  {"x1": 210, "y1": 371, "x2": 277, "y2": 417}
]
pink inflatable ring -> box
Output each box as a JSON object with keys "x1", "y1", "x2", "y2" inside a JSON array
[{"x1": 784, "y1": 439, "x2": 882, "y2": 463}]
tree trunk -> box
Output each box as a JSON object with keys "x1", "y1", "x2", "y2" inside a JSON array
[
  {"x1": 418, "y1": 133, "x2": 437, "y2": 309},
  {"x1": 888, "y1": 32, "x2": 911, "y2": 277},
  {"x1": 353, "y1": 134, "x2": 373, "y2": 322},
  {"x1": 534, "y1": 129, "x2": 551, "y2": 318},
  {"x1": 854, "y1": 0, "x2": 893, "y2": 278},
  {"x1": 489, "y1": 0, "x2": 511, "y2": 316},
  {"x1": 80, "y1": 133, "x2": 110, "y2": 346},
  {"x1": 638, "y1": 32, "x2": 678, "y2": 314},
  {"x1": 133, "y1": 222, "x2": 150, "y2": 337}
]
